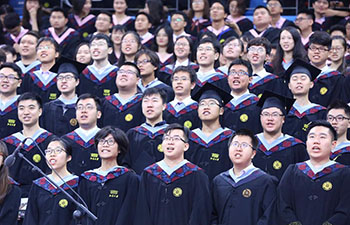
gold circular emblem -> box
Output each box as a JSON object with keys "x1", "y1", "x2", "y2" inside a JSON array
[
  {"x1": 59, "y1": 199, "x2": 68, "y2": 208},
  {"x1": 125, "y1": 113, "x2": 133, "y2": 122},
  {"x1": 44, "y1": 2, "x2": 49, "y2": 8},
  {"x1": 320, "y1": 87, "x2": 328, "y2": 95},
  {"x1": 240, "y1": 114, "x2": 249, "y2": 122},
  {"x1": 70, "y1": 118, "x2": 77, "y2": 126},
  {"x1": 184, "y1": 120, "x2": 192, "y2": 129},
  {"x1": 33, "y1": 154, "x2": 41, "y2": 163},
  {"x1": 258, "y1": 93, "x2": 262, "y2": 99},
  {"x1": 322, "y1": 181, "x2": 332, "y2": 191},
  {"x1": 242, "y1": 188, "x2": 251, "y2": 198},
  {"x1": 273, "y1": 160, "x2": 282, "y2": 170},
  {"x1": 173, "y1": 187, "x2": 183, "y2": 197},
  {"x1": 158, "y1": 144, "x2": 163, "y2": 152},
  {"x1": 83, "y1": 32, "x2": 89, "y2": 38}
]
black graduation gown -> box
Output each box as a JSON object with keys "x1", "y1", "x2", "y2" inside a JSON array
[
  {"x1": 249, "y1": 73, "x2": 289, "y2": 98},
  {"x1": 277, "y1": 162, "x2": 350, "y2": 225},
  {"x1": 189, "y1": 18, "x2": 211, "y2": 37},
  {"x1": 200, "y1": 26, "x2": 239, "y2": 44},
  {"x1": 41, "y1": 99, "x2": 78, "y2": 137},
  {"x1": 283, "y1": 104, "x2": 327, "y2": 142},
  {"x1": 243, "y1": 27, "x2": 281, "y2": 44},
  {"x1": 223, "y1": 93, "x2": 262, "y2": 134},
  {"x1": 67, "y1": 13, "x2": 96, "y2": 39},
  {"x1": 253, "y1": 134, "x2": 308, "y2": 181},
  {"x1": 79, "y1": 167, "x2": 139, "y2": 225},
  {"x1": 330, "y1": 142, "x2": 350, "y2": 166},
  {"x1": 78, "y1": 65, "x2": 119, "y2": 98},
  {"x1": 0, "y1": 97, "x2": 22, "y2": 139},
  {"x1": 23, "y1": 176, "x2": 79, "y2": 225},
  {"x1": 158, "y1": 63, "x2": 199, "y2": 86},
  {"x1": 2, "y1": 130, "x2": 54, "y2": 197},
  {"x1": 309, "y1": 70, "x2": 344, "y2": 107},
  {"x1": 163, "y1": 101, "x2": 201, "y2": 130},
  {"x1": 135, "y1": 162, "x2": 212, "y2": 225},
  {"x1": 62, "y1": 130, "x2": 101, "y2": 175},
  {"x1": 0, "y1": 183, "x2": 21, "y2": 225},
  {"x1": 236, "y1": 18, "x2": 254, "y2": 34},
  {"x1": 193, "y1": 72, "x2": 231, "y2": 94},
  {"x1": 138, "y1": 79, "x2": 175, "y2": 103},
  {"x1": 123, "y1": 122, "x2": 168, "y2": 174},
  {"x1": 212, "y1": 169, "x2": 278, "y2": 225},
  {"x1": 112, "y1": 16, "x2": 134, "y2": 32},
  {"x1": 100, "y1": 94, "x2": 145, "y2": 132},
  {"x1": 187, "y1": 128, "x2": 234, "y2": 180}
]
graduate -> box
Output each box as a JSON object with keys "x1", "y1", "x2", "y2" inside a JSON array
[
  {"x1": 327, "y1": 100, "x2": 350, "y2": 165},
  {"x1": 41, "y1": 57, "x2": 86, "y2": 137},
  {"x1": 21, "y1": 37, "x2": 60, "y2": 103},
  {"x1": 134, "y1": 12, "x2": 154, "y2": 49},
  {"x1": 212, "y1": 129, "x2": 278, "y2": 225},
  {"x1": 188, "y1": 83, "x2": 234, "y2": 180},
  {"x1": 217, "y1": 37, "x2": 244, "y2": 75},
  {"x1": 2, "y1": 92, "x2": 54, "y2": 197},
  {"x1": 123, "y1": 88, "x2": 168, "y2": 174},
  {"x1": 277, "y1": 120, "x2": 350, "y2": 225},
  {"x1": 79, "y1": 34, "x2": 119, "y2": 98},
  {"x1": 223, "y1": 58, "x2": 262, "y2": 134},
  {"x1": 267, "y1": 0, "x2": 294, "y2": 29},
  {"x1": 0, "y1": 63, "x2": 23, "y2": 139},
  {"x1": 253, "y1": 91, "x2": 308, "y2": 181},
  {"x1": 79, "y1": 126, "x2": 139, "y2": 225},
  {"x1": 294, "y1": 9, "x2": 314, "y2": 48},
  {"x1": 101, "y1": 62, "x2": 145, "y2": 132},
  {"x1": 170, "y1": 11, "x2": 194, "y2": 42},
  {"x1": 135, "y1": 123, "x2": 211, "y2": 225},
  {"x1": 15, "y1": 31, "x2": 41, "y2": 74},
  {"x1": 85, "y1": 11, "x2": 113, "y2": 41},
  {"x1": 62, "y1": 94, "x2": 101, "y2": 176},
  {"x1": 68, "y1": 0, "x2": 96, "y2": 39},
  {"x1": 23, "y1": 138, "x2": 79, "y2": 225},
  {"x1": 0, "y1": 140, "x2": 21, "y2": 225},
  {"x1": 283, "y1": 59, "x2": 326, "y2": 142},
  {"x1": 163, "y1": 66, "x2": 200, "y2": 130},
  {"x1": 112, "y1": 0, "x2": 134, "y2": 31},
  {"x1": 3, "y1": 12, "x2": 29, "y2": 48}
]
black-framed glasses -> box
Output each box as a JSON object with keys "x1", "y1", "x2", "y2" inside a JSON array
[
  {"x1": 230, "y1": 141, "x2": 254, "y2": 149},
  {"x1": 327, "y1": 115, "x2": 350, "y2": 122},
  {"x1": 98, "y1": 138, "x2": 116, "y2": 146},
  {"x1": 45, "y1": 148, "x2": 66, "y2": 154},
  {"x1": 163, "y1": 135, "x2": 187, "y2": 143}
]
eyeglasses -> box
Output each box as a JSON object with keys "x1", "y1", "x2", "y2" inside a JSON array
[
  {"x1": 330, "y1": 46, "x2": 344, "y2": 52},
  {"x1": 267, "y1": 3, "x2": 280, "y2": 7},
  {"x1": 76, "y1": 104, "x2": 95, "y2": 111},
  {"x1": 248, "y1": 47, "x2": 265, "y2": 53},
  {"x1": 230, "y1": 141, "x2": 254, "y2": 149},
  {"x1": 57, "y1": 75, "x2": 75, "y2": 81},
  {"x1": 309, "y1": 45, "x2": 329, "y2": 52},
  {"x1": 98, "y1": 138, "x2": 116, "y2": 146},
  {"x1": 0, "y1": 74, "x2": 20, "y2": 82},
  {"x1": 175, "y1": 42, "x2": 189, "y2": 47},
  {"x1": 295, "y1": 17, "x2": 308, "y2": 22},
  {"x1": 172, "y1": 76, "x2": 190, "y2": 82},
  {"x1": 45, "y1": 147, "x2": 66, "y2": 155},
  {"x1": 228, "y1": 70, "x2": 249, "y2": 77},
  {"x1": 199, "y1": 101, "x2": 220, "y2": 108},
  {"x1": 122, "y1": 39, "x2": 137, "y2": 44},
  {"x1": 171, "y1": 18, "x2": 183, "y2": 22},
  {"x1": 37, "y1": 45, "x2": 53, "y2": 51},
  {"x1": 197, "y1": 47, "x2": 215, "y2": 52},
  {"x1": 136, "y1": 59, "x2": 151, "y2": 65},
  {"x1": 261, "y1": 112, "x2": 283, "y2": 118},
  {"x1": 117, "y1": 69, "x2": 137, "y2": 76},
  {"x1": 327, "y1": 115, "x2": 350, "y2": 122},
  {"x1": 163, "y1": 135, "x2": 187, "y2": 143},
  {"x1": 90, "y1": 42, "x2": 108, "y2": 47}
]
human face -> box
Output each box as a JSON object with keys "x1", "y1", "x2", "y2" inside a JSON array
[
  {"x1": 280, "y1": 30, "x2": 294, "y2": 53},
  {"x1": 198, "y1": 98, "x2": 223, "y2": 121},
  {"x1": 306, "y1": 126, "x2": 336, "y2": 162},
  {"x1": 156, "y1": 28, "x2": 169, "y2": 48},
  {"x1": 18, "y1": 99, "x2": 42, "y2": 127},
  {"x1": 267, "y1": 0, "x2": 283, "y2": 16},
  {"x1": 308, "y1": 43, "x2": 329, "y2": 68},
  {"x1": 98, "y1": 134, "x2": 119, "y2": 160},
  {"x1": 229, "y1": 0, "x2": 240, "y2": 17},
  {"x1": 171, "y1": 14, "x2": 187, "y2": 33},
  {"x1": 247, "y1": 45, "x2": 266, "y2": 67},
  {"x1": 162, "y1": 129, "x2": 189, "y2": 160},
  {"x1": 228, "y1": 64, "x2": 251, "y2": 93},
  {"x1": 172, "y1": 71, "x2": 194, "y2": 97},
  {"x1": 116, "y1": 65, "x2": 139, "y2": 90},
  {"x1": 288, "y1": 73, "x2": 313, "y2": 96},
  {"x1": 95, "y1": 13, "x2": 112, "y2": 33},
  {"x1": 50, "y1": 11, "x2": 68, "y2": 29},
  {"x1": 76, "y1": 44, "x2": 91, "y2": 64},
  {"x1": 19, "y1": 34, "x2": 38, "y2": 57},
  {"x1": 260, "y1": 107, "x2": 284, "y2": 135},
  {"x1": 82, "y1": 0, "x2": 91, "y2": 15},
  {"x1": 210, "y1": 2, "x2": 226, "y2": 21},
  {"x1": 76, "y1": 98, "x2": 101, "y2": 127},
  {"x1": 111, "y1": 29, "x2": 124, "y2": 45},
  {"x1": 136, "y1": 54, "x2": 156, "y2": 77},
  {"x1": 192, "y1": 0, "x2": 204, "y2": 12},
  {"x1": 223, "y1": 39, "x2": 242, "y2": 60},
  {"x1": 46, "y1": 141, "x2": 71, "y2": 170},
  {"x1": 57, "y1": 72, "x2": 79, "y2": 95},
  {"x1": 114, "y1": 0, "x2": 127, "y2": 13},
  {"x1": 121, "y1": 34, "x2": 139, "y2": 56},
  {"x1": 37, "y1": 41, "x2": 58, "y2": 64},
  {"x1": 26, "y1": 0, "x2": 40, "y2": 12},
  {"x1": 197, "y1": 42, "x2": 218, "y2": 67},
  {"x1": 229, "y1": 135, "x2": 255, "y2": 167},
  {"x1": 313, "y1": 0, "x2": 329, "y2": 14},
  {"x1": 327, "y1": 108, "x2": 350, "y2": 137},
  {"x1": 295, "y1": 13, "x2": 312, "y2": 31},
  {"x1": 0, "y1": 67, "x2": 21, "y2": 95},
  {"x1": 329, "y1": 39, "x2": 345, "y2": 63},
  {"x1": 142, "y1": 94, "x2": 166, "y2": 122},
  {"x1": 253, "y1": 8, "x2": 271, "y2": 28},
  {"x1": 174, "y1": 37, "x2": 191, "y2": 60},
  {"x1": 135, "y1": 14, "x2": 151, "y2": 32},
  {"x1": 90, "y1": 39, "x2": 111, "y2": 61}
]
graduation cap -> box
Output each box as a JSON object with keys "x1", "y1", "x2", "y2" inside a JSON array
[
  {"x1": 50, "y1": 56, "x2": 86, "y2": 76},
  {"x1": 192, "y1": 82, "x2": 232, "y2": 106},
  {"x1": 284, "y1": 59, "x2": 321, "y2": 82},
  {"x1": 257, "y1": 90, "x2": 295, "y2": 115}
]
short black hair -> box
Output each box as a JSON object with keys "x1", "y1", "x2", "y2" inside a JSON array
[
  {"x1": 197, "y1": 37, "x2": 221, "y2": 54},
  {"x1": 247, "y1": 37, "x2": 271, "y2": 54},
  {"x1": 228, "y1": 129, "x2": 258, "y2": 149},
  {"x1": 37, "y1": 37, "x2": 60, "y2": 53},
  {"x1": 112, "y1": 24, "x2": 126, "y2": 33},
  {"x1": 307, "y1": 120, "x2": 337, "y2": 141},
  {"x1": 17, "y1": 92, "x2": 43, "y2": 109},
  {"x1": 171, "y1": 10, "x2": 188, "y2": 22},
  {"x1": 135, "y1": 12, "x2": 153, "y2": 24},
  {"x1": 309, "y1": 31, "x2": 331, "y2": 49},
  {"x1": 0, "y1": 45, "x2": 16, "y2": 57},
  {"x1": 120, "y1": 62, "x2": 141, "y2": 77},
  {"x1": 77, "y1": 93, "x2": 101, "y2": 111},
  {"x1": 253, "y1": 5, "x2": 270, "y2": 15},
  {"x1": 50, "y1": 6, "x2": 68, "y2": 18},
  {"x1": 329, "y1": 24, "x2": 346, "y2": 37},
  {"x1": 327, "y1": 100, "x2": 350, "y2": 118},
  {"x1": 222, "y1": 36, "x2": 244, "y2": 53},
  {"x1": 0, "y1": 63, "x2": 22, "y2": 78},
  {"x1": 0, "y1": 49, "x2": 6, "y2": 63},
  {"x1": 142, "y1": 87, "x2": 167, "y2": 104},
  {"x1": 134, "y1": 49, "x2": 160, "y2": 69},
  {"x1": 20, "y1": 31, "x2": 40, "y2": 43},
  {"x1": 97, "y1": 11, "x2": 112, "y2": 23},
  {"x1": 228, "y1": 58, "x2": 253, "y2": 76},
  {"x1": 90, "y1": 33, "x2": 112, "y2": 47},
  {"x1": 164, "y1": 123, "x2": 190, "y2": 142},
  {"x1": 3, "y1": 12, "x2": 20, "y2": 29},
  {"x1": 49, "y1": 137, "x2": 73, "y2": 156},
  {"x1": 172, "y1": 66, "x2": 197, "y2": 83},
  {"x1": 297, "y1": 9, "x2": 315, "y2": 21}
]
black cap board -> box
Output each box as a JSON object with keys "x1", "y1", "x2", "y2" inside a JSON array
[
  {"x1": 285, "y1": 59, "x2": 320, "y2": 82},
  {"x1": 50, "y1": 56, "x2": 86, "y2": 76},
  {"x1": 257, "y1": 90, "x2": 295, "y2": 115},
  {"x1": 192, "y1": 82, "x2": 232, "y2": 106}
]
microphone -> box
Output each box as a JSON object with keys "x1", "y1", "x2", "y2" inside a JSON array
[{"x1": 4, "y1": 138, "x2": 27, "y2": 167}]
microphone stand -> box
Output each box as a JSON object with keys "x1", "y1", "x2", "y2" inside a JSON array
[{"x1": 16, "y1": 151, "x2": 98, "y2": 223}]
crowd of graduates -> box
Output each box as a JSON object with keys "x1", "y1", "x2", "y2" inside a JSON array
[{"x1": 0, "y1": 0, "x2": 350, "y2": 224}]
